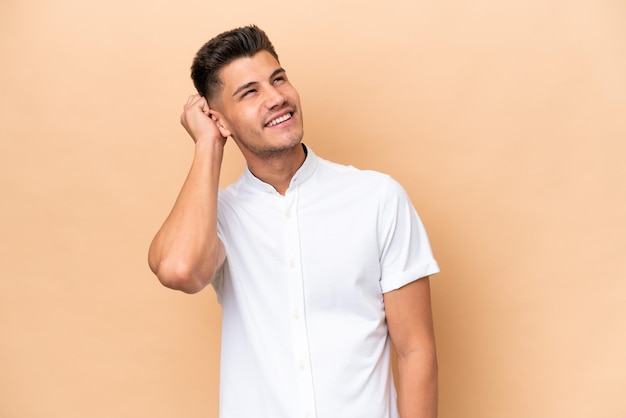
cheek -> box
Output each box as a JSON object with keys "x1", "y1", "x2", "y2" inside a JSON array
[
  {"x1": 229, "y1": 108, "x2": 258, "y2": 129},
  {"x1": 289, "y1": 89, "x2": 302, "y2": 108}
]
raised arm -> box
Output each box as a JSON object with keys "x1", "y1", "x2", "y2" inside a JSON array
[
  {"x1": 384, "y1": 277, "x2": 438, "y2": 418},
  {"x1": 148, "y1": 94, "x2": 227, "y2": 293}
]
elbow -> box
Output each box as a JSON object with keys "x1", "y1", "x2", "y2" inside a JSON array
[{"x1": 150, "y1": 258, "x2": 210, "y2": 294}]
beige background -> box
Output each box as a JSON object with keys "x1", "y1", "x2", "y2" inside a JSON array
[{"x1": 1, "y1": 0, "x2": 625, "y2": 417}]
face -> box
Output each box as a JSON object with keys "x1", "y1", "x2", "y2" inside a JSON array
[{"x1": 212, "y1": 51, "x2": 304, "y2": 160}]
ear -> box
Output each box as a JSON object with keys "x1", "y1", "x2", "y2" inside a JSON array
[{"x1": 210, "y1": 111, "x2": 231, "y2": 138}]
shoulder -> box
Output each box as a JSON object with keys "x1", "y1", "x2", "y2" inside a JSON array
[
  {"x1": 314, "y1": 156, "x2": 394, "y2": 189},
  {"x1": 217, "y1": 174, "x2": 249, "y2": 208},
  {"x1": 304, "y1": 157, "x2": 413, "y2": 213}
]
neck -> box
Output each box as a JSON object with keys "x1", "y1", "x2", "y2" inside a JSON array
[{"x1": 245, "y1": 144, "x2": 306, "y2": 195}]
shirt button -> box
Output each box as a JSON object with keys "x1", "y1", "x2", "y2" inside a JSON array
[
  {"x1": 299, "y1": 362, "x2": 306, "y2": 371},
  {"x1": 290, "y1": 259, "x2": 296, "y2": 268},
  {"x1": 286, "y1": 211, "x2": 292, "y2": 219},
  {"x1": 293, "y1": 311, "x2": 300, "y2": 320}
]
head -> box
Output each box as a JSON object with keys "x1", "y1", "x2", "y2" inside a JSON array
[
  {"x1": 190, "y1": 26, "x2": 304, "y2": 161},
  {"x1": 191, "y1": 25, "x2": 279, "y2": 103}
]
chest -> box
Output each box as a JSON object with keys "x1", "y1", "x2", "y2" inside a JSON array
[{"x1": 218, "y1": 184, "x2": 384, "y2": 309}]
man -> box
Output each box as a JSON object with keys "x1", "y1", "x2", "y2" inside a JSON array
[{"x1": 149, "y1": 25, "x2": 439, "y2": 418}]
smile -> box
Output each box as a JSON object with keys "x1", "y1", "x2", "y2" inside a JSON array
[{"x1": 265, "y1": 112, "x2": 292, "y2": 127}]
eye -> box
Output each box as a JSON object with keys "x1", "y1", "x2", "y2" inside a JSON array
[
  {"x1": 242, "y1": 89, "x2": 256, "y2": 98},
  {"x1": 273, "y1": 76, "x2": 285, "y2": 84}
]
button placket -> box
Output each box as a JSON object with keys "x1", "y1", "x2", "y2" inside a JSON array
[{"x1": 284, "y1": 187, "x2": 317, "y2": 418}]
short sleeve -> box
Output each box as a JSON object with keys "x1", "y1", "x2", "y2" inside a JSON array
[
  {"x1": 377, "y1": 176, "x2": 439, "y2": 293},
  {"x1": 210, "y1": 218, "x2": 226, "y2": 304},
  {"x1": 210, "y1": 256, "x2": 225, "y2": 304}
]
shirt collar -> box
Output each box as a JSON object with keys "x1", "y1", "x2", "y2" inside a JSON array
[{"x1": 243, "y1": 143, "x2": 318, "y2": 193}]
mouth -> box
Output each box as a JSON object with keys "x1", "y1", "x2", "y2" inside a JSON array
[{"x1": 265, "y1": 111, "x2": 293, "y2": 128}]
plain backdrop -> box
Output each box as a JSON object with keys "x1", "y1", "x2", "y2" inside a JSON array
[{"x1": 1, "y1": 0, "x2": 625, "y2": 417}]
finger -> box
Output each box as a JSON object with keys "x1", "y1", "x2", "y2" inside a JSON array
[
  {"x1": 185, "y1": 94, "x2": 206, "y2": 110},
  {"x1": 200, "y1": 99, "x2": 210, "y2": 115},
  {"x1": 191, "y1": 95, "x2": 208, "y2": 110}
]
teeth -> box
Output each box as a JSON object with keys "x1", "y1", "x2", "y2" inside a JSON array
[{"x1": 267, "y1": 113, "x2": 292, "y2": 127}]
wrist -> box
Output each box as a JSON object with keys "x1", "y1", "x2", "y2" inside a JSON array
[{"x1": 195, "y1": 136, "x2": 225, "y2": 153}]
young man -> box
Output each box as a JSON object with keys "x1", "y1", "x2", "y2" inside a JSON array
[{"x1": 149, "y1": 25, "x2": 440, "y2": 418}]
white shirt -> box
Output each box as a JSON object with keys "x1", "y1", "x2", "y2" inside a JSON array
[{"x1": 213, "y1": 146, "x2": 439, "y2": 418}]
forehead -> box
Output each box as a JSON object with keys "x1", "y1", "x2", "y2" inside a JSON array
[{"x1": 218, "y1": 51, "x2": 282, "y2": 93}]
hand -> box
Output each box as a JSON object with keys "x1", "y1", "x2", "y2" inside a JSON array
[{"x1": 180, "y1": 94, "x2": 227, "y2": 145}]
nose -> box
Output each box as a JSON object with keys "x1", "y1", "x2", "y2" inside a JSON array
[{"x1": 264, "y1": 85, "x2": 286, "y2": 109}]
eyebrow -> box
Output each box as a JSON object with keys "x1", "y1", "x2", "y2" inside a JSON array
[{"x1": 232, "y1": 67, "x2": 286, "y2": 98}]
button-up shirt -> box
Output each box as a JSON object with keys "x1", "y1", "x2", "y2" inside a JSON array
[{"x1": 213, "y1": 145, "x2": 439, "y2": 418}]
